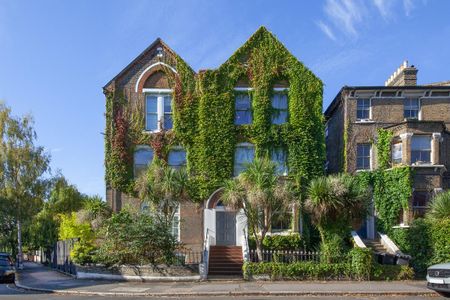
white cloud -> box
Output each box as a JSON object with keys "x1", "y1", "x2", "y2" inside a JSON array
[
  {"x1": 373, "y1": 0, "x2": 392, "y2": 20},
  {"x1": 403, "y1": 0, "x2": 414, "y2": 16},
  {"x1": 323, "y1": 0, "x2": 365, "y2": 37},
  {"x1": 51, "y1": 147, "x2": 63, "y2": 153},
  {"x1": 316, "y1": 21, "x2": 336, "y2": 41}
]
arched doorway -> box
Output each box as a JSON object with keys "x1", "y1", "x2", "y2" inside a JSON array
[{"x1": 204, "y1": 188, "x2": 247, "y2": 247}]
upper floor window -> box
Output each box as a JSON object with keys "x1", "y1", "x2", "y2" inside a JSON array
[
  {"x1": 145, "y1": 92, "x2": 172, "y2": 131},
  {"x1": 411, "y1": 135, "x2": 431, "y2": 164},
  {"x1": 356, "y1": 143, "x2": 371, "y2": 170},
  {"x1": 168, "y1": 147, "x2": 186, "y2": 169},
  {"x1": 271, "y1": 148, "x2": 288, "y2": 176},
  {"x1": 392, "y1": 141, "x2": 402, "y2": 165},
  {"x1": 271, "y1": 93, "x2": 288, "y2": 124},
  {"x1": 134, "y1": 146, "x2": 154, "y2": 177},
  {"x1": 356, "y1": 99, "x2": 370, "y2": 120},
  {"x1": 404, "y1": 98, "x2": 419, "y2": 119},
  {"x1": 235, "y1": 94, "x2": 252, "y2": 125},
  {"x1": 234, "y1": 143, "x2": 255, "y2": 176}
]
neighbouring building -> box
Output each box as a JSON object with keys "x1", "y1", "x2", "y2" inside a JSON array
[
  {"x1": 325, "y1": 61, "x2": 450, "y2": 237},
  {"x1": 103, "y1": 27, "x2": 325, "y2": 258}
]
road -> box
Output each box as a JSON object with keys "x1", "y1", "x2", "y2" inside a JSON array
[{"x1": 0, "y1": 283, "x2": 446, "y2": 300}]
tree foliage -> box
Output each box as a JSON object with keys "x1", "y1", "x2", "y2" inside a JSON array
[
  {"x1": 94, "y1": 209, "x2": 178, "y2": 266},
  {"x1": 221, "y1": 157, "x2": 294, "y2": 261}
]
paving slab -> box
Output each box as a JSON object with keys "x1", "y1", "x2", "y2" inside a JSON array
[{"x1": 15, "y1": 262, "x2": 438, "y2": 297}]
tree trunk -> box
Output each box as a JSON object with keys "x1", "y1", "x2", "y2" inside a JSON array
[
  {"x1": 255, "y1": 238, "x2": 263, "y2": 262},
  {"x1": 17, "y1": 219, "x2": 23, "y2": 269}
]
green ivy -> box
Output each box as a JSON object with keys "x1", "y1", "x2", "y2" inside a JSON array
[
  {"x1": 376, "y1": 128, "x2": 393, "y2": 170},
  {"x1": 105, "y1": 27, "x2": 325, "y2": 202}
]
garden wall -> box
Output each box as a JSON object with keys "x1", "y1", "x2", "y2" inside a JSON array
[{"x1": 76, "y1": 264, "x2": 200, "y2": 281}]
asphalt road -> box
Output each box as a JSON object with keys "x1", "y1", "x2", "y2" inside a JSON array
[{"x1": 0, "y1": 283, "x2": 446, "y2": 300}]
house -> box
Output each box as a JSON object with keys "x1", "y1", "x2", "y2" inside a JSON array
[
  {"x1": 325, "y1": 61, "x2": 450, "y2": 237},
  {"x1": 103, "y1": 27, "x2": 325, "y2": 260}
]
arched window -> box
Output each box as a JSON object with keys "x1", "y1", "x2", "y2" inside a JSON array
[{"x1": 134, "y1": 146, "x2": 154, "y2": 177}]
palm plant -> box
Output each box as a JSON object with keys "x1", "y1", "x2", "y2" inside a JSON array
[
  {"x1": 305, "y1": 174, "x2": 370, "y2": 245},
  {"x1": 135, "y1": 158, "x2": 188, "y2": 227},
  {"x1": 426, "y1": 190, "x2": 450, "y2": 220},
  {"x1": 221, "y1": 157, "x2": 293, "y2": 261}
]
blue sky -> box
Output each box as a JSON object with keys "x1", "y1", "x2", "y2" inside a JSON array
[{"x1": 1, "y1": 0, "x2": 449, "y2": 198}]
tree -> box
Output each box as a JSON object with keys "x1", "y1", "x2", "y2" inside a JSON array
[
  {"x1": 46, "y1": 175, "x2": 85, "y2": 215},
  {"x1": 0, "y1": 104, "x2": 50, "y2": 268},
  {"x1": 221, "y1": 157, "x2": 293, "y2": 261},
  {"x1": 135, "y1": 158, "x2": 188, "y2": 226},
  {"x1": 426, "y1": 190, "x2": 450, "y2": 221},
  {"x1": 305, "y1": 174, "x2": 370, "y2": 247}
]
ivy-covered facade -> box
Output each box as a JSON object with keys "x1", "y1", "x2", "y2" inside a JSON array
[
  {"x1": 324, "y1": 61, "x2": 450, "y2": 237},
  {"x1": 103, "y1": 27, "x2": 325, "y2": 250}
]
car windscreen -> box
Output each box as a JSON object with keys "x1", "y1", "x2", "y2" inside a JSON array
[{"x1": 0, "y1": 259, "x2": 11, "y2": 266}]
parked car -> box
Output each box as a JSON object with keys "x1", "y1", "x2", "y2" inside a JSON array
[
  {"x1": 0, "y1": 258, "x2": 15, "y2": 283},
  {"x1": 0, "y1": 252, "x2": 13, "y2": 263},
  {"x1": 427, "y1": 263, "x2": 450, "y2": 297}
]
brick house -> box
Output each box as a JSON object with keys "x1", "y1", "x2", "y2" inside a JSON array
[
  {"x1": 103, "y1": 27, "x2": 324, "y2": 261},
  {"x1": 325, "y1": 61, "x2": 450, "y2": 238}
]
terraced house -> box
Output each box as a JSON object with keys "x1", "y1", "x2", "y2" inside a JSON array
[
  {"x1": 103, "y1": 27, "x2": 324, "y2": 264},
  {"x1": 325, "y1": 61, "x2": 450, "y2": 238}
]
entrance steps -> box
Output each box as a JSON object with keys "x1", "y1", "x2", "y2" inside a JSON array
[
  {"x1": 208, "y1": 246, "x2": 243, "y2": 276},
  {"x1": 363, "y1": 239, "x2": 389, "y2": 254}
]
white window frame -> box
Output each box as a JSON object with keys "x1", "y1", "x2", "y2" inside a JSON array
[
  {"x1": 356, "y1": 143, "x2": 372, "y2": 171},
  {"x1": 144, "y1": 88, "x2": 173, "y2": 132},
  {"x1": 403, "y1": 98, "x2": 421, "y2": 120},
  {"x1": 356, "y1": 98, "x2": 372, "y2": 121}
]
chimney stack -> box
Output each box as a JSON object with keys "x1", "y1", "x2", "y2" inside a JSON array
[{"x1": 384, "y1": 60, "x2": 418, "y2": 86}]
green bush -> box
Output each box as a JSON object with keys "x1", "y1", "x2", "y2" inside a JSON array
[
  {"x1": 372, "y1": 264, "x2": 415, "y2": 281},
  {"x1": 248, "y1": 233, "x2": 305, "y2": 251},
  {"x1": 94, "y1": 209, "x2": 178, "y2": 266},
  {"x1": 429, "y1": 218, "x2": 450, "y2": 265},
  {"x1": 320, "y1": 234, "x2": 346, "y2": 263},
  {"x1": 58, "y1": 213, "x2": 96, "y2": 264},
  {"x1": 390, "y1": 218, "x2": 450, "y2": 274},
  {"x1": 390, "y1": 218, "x2": 431, "y2": 274},
  {"x1": 349, "y1": 247, "x2": 373, "y2": 280},
  {"x1": 243, "y1": 259, "x2": 414, "y2": 281}
]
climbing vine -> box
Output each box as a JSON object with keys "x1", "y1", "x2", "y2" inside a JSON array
[
  {"x1": 105, "y1": 27, "x2": 325, "y2": 202},
  {"x1": 376, "y1": 128, "x2": 393, "y2": 170}
]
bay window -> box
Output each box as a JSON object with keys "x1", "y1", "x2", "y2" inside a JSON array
[{"x1": 411, "y1": 136, "x2": 431, "y2": 164}]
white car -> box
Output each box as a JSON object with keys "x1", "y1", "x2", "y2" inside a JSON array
[{"x1": 427, "y1": 263, "x2": 450, "y2": 297}]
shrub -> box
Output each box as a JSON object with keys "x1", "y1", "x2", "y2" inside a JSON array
[
  {"x1": 243, "y1": 259, "x2": 414, "y2": 281},
  {"x1": 349, "y1": 247, "x2": 373, "y2": 280},
  {"x1": 94, "y1": 209, "x2": 178, "y2": 266},
  {"x1": 372, "y1": 264, "x2": 414, "y2": 281},
  {"x1": 429, "y1": 218, "x2": 450, "y2": 265},
  {"x1": 320, "y1": 234, "x2": 346, "y2": 263},
  {"x1": 58, "y1": 213, "x2": 96, "y2": 264},
  {"x1": 427, "y1": 190, "x2": 450, "y2": 221},
  {"x1": 248, "y1": 233, "x2": 305, "y2": 251},
  {"x1": 390, "y1": 218, "x2": 431, "y2": 274}
]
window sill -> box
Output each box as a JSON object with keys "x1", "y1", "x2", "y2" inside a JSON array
[
  {"x1": 355, "y1": 169, "x2": 371, "y2": 173},
  {"x1": 355, "y1": 119, "x2": 375, "y2": 124},
  {"x1": 142, "y1": 129, "x2": 173, "y2": 134},
  {"x1": 266, "y1": 230, "x2": 294, "y2": 236}
]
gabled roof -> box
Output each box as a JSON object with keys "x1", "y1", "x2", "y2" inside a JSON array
[{"x1": 103, "y1": 38, "x2": 189, "y2": 91}]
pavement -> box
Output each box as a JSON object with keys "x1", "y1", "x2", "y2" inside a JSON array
[{"x1": 15, "y1": 262, "x2": 439, "y2": 297}]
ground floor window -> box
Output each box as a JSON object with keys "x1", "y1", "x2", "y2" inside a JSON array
[
  {"x1": 412, "y1": 191, "x2": 430, "y2": 218},
  {"x1": 171, "y1": 205, "x2": 180, "y2": 241},
  {"x1": 271, "y1": 210, "x2": 292, "y2": 232}
]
